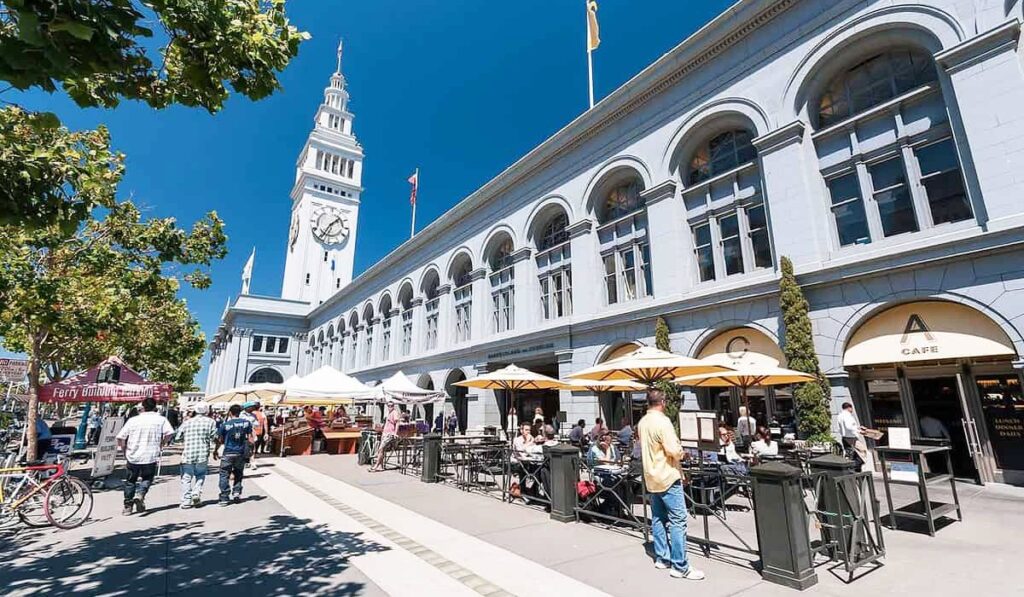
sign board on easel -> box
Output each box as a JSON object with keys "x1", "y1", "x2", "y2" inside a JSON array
[
  {"x1": 91, "y1": 417, "x2": 124, "y2": 478},
  {"x1": 680, "y1": 410, "x2": 720, "y2": 452}
]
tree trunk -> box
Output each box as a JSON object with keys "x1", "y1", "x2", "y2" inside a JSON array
[{"x1": 26, "y1": 335, "x2": 42, "y2": 461}]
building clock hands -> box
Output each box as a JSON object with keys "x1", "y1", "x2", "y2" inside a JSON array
[{"x1": 311, "y1": 206, "x2": 349, "y2": 244}]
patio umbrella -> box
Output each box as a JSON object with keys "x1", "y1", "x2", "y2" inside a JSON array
[
  {"x1": 205, "y1": 383, "x2": 284, "y2": 405},
  {"x1": 674, "y1": 354, "x2": 814, "y2": 422},
  {"x1": 569, "y1": 346, "x2": 732, "y2": 386},
  {"x1": 454, "y1": 364, "x2": 570, "y2": 442}
]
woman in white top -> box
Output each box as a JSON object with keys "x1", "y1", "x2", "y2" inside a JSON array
[
  {"x1": 718, "y1": 424, "x2": 742, "y2": 463},
  {"x1": 750, "y1": 426, "x2": 779, "y2": 458}
]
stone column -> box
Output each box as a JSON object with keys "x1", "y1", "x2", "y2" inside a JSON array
[
  {"x1": 469, "y1": 267, "x2": 488, "y2": 342},
  {"x1": 409, "y1": 298, "x2": 424, "y2": 355},
  {"x1": 436, "y1": 284, "x2": 452, "y2": 350},
  {"x1": 387, "y1": 308, "x2": 401, "y2": 362},
  {"x1": 752, "y1": 120, "x2": 828, "y2": 269},
  {"x1": 566, "y1": 219, "x2": 595, "y2": 316},
  {"x1": 640, "y1": 180, "x2": 685, "y2": 298},
  {"x1": 936, "y1": 22, "x2": 1024, "y2": 231},
  {"x1": 510, "y1": 247, "x2": 534, "y2": 331}
]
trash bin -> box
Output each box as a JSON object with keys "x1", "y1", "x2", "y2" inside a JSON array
[
  {"x1": 750, "y1": 462, "x2": 818, "y2": 590},
  {"x1": 421, "y1": 433, "x2": 442, "y2": 483}
]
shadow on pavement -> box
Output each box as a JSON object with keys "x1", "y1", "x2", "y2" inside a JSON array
[{"x1": 1, "y1": 514, "x2": 389, "y2": 596}]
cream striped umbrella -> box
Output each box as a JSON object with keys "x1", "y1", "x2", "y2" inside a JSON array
[
  {"x1": 205, "y1": 383, "x2": 285, "y2": 405},
  {"x1": 569, "y1": 346, "x2": 732, "y2": 386},
  {"x1": 674, "y1": 355, "x2": 814, "y2": 418},
  {"x1": 455, "y1": 364, "x2": 571, "y2": 442}
]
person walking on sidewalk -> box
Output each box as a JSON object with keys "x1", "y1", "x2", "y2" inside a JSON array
[
  {"x1": 116, "y1": 397, "x2": 174, "y2": 515},
  {"x1": 637, "y1": 389, "x2": 705, "y2": 581},
  {"x1": 217, "y1": 404, "x2": 254, "y2": 506},
  {"x1": 175, "y1": 402, "x2": 218, "y2": 509}
]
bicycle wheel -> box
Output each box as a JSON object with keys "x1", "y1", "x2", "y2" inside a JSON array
[
  {"x1": 44, "y1": 476, "x2": 93, "y2": 529},
  {"x1": 14, "y1": 484, "x2": 49, "y2": 527}
]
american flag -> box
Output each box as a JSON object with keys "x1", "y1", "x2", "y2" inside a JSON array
[{"x1": 408, "y1": 170, "x2": 419, "y2": 206}]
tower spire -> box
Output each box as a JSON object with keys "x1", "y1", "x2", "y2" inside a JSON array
[{"x1": 336, "y1": 38, "x2": 344, "y2": 74}]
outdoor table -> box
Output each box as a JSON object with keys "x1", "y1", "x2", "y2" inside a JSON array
[
  {"x1": 876, "y1": 445, "x2": 962, "y2": 536},
  {"x1": 272, "y1": 424, "x2": 313, "y2": 456},
  {"x1": 322, "y1": 428, "x2": 360, "y2": 454}
]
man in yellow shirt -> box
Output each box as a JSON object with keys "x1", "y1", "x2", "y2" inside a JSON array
[{"x1": 637, "y1": 389, "x2": 705, "y2": 581}]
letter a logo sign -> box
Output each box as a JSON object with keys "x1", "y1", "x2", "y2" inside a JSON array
[{"x1": 901, "y1": 314, "x2": 935, "y2": 344}]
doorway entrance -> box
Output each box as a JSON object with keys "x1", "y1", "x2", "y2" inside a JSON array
[{"x1": 908, "y1": 377, "x2": 978, "y2": 481}]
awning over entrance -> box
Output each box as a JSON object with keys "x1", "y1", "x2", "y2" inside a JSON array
[
  {"x1": 843, "y1": 301, "x2": 1016, "y2": 367},
  {"x1": 696, "y1": 327, "x2": 786, "y2": 368}
]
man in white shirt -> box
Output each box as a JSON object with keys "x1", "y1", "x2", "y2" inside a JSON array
[
  {"x1": 837, "y1": 402, "x2": 865, "y2": 471},
  {"x1": 736, "y1": 406, "x2": 757, "y2": 442},
  {"x1": 116, "y1": 397, "x2": 173, "y2": 515}
]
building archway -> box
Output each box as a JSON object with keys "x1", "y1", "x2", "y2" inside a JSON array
[
  {"x1": 444, "y1": 368, "x2": 469, "y2": 434},
  {"x1": 843, "y1": 300, "x2": 1022, "y2": 485},
  {"x1": 693, "y1": 327, "x2": 788, "y2": 431},
  {"x1": 596, "y1": 342, "x2": 644, "y2": 430},
  {"x1": 248, "y1": 367, "x2": 284, "y2": 384}
]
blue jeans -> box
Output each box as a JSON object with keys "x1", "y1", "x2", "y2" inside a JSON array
[
  {"x1": 219, "y1": 453, "x2": 246, "y2": 502},
  {"x1": 180, "y1": 462, "x2": 208, "y2": 504},
  {"x1": 649, "y1": 480, "x2": 690, "y2": 572}
]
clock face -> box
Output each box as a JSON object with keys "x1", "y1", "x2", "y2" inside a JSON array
[{"x1": 311, "y1": 206, "x2": 349, "y2": 244}]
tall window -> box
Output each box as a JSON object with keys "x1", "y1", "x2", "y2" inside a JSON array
[
  {"x1": 348, "y1": 321, "x2": 358, "y2": 369},
  {"x1": 452, "y1": 260, "x2": 473, "y2": 343},
  {"x1": 682, "y1": 128, "x2": 772, "y2": 282},
  {"x1": 596, "y1": 177, "x2": 651, "y2": 305},
  {"x1": 489, "y1": 238, "x2": 515, "y2": 333},
  {"x1": 363, "y1": 315, "x2": 374, "y2": 366},
  {"x1": 537, "y1": 211, "x2": 572, "y2": 320},
  {"x1": 380, "y1": 316, "x2": 391, "y2": 361},
  {"x1": 422, "y1": 275, "x2": 439, "y2": 351},
  {"x1": 813, "y1": 48, "x2": 972, "y2": 248}
]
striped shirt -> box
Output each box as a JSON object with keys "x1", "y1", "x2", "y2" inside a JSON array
[{"x1": 175, "y1": 415, "x2": 218, "y2": 464}]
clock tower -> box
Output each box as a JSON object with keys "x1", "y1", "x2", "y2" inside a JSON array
[{"x1": 282, "y1": 42, "x2": 363, "y2": 305}]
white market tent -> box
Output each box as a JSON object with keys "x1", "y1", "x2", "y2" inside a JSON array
[
  {"x1": 275, "y1": 366, "x2": 376, "y2": 405},
  {"x1": 375, "y1": 371, "x2": 447, "y2": 405}
]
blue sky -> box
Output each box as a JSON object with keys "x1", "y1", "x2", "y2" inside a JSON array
[{"x1": 16, "y1": 0, "x2": 733, "y2": 387}]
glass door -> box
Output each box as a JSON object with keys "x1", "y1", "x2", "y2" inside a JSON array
[
  {"x1": 974, "y1": 374, "x2": 1024, "y2": 478},
  {"x1": 908, "y1": 377, "x2": 980, "y2": 482}
]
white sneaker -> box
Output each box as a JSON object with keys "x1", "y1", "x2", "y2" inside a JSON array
[
  {"x1": 670, "y1": 567, "x2": 706, "y2": 581},
  {"x1": 654, "y1": 561, "x2": 670, "y2": 570}
]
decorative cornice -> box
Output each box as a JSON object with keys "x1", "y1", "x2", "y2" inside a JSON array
[
  {"x1": 468, "y1": 268, "x2": 487, "y2": 283},
  {"x1": 936, "y1": 19, "x2": 1021, "y2": 75},
  {"x1": 640, "y1": 180, "x2": 677, "y2": 206},
  {"x1": 752, "y1": 120, "x2": 806, "y2": 154},
  {"x1": 410, "y1": 297, "x2": 424, "y2": 307},
  {"x1": 509, "y1": 247, "x2": 533, "y2": 264},
  {"x1": 436, "y1": 283, "x2": 452, "y2": 295},
  {"x1": 306, "y1": 0, "x2": 797, "y2": 322},
  {"x1": 567, "y1": 219, "x2": 594, "y2": 239},
  {"x1": 555, "y1": 349, "x2": 574, "y2": 365},
  {"x1": 387, "y1": 308, "x2": 401, "y2": 318}
]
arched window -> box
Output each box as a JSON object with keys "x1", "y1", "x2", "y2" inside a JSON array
[
  {"x1": 538, "y1": 212, "x2": 569, "y2": 251},
  {"x1": 326, "y1": 325, "x2": 336, "y2": 368},
  {"x1": 335, "y1": 321, "x2": 345, "y2": 370},
  {"x1": 687, "y1": 130, "x2": 756, "y2": 185},
  {"x1": 681, "y1": 125, "x2": 771, "y2": 282},
  {"x1": 347, "y1": 313, "x2": 359, "y2": 369},
  {"x1": 420, "y1": 272, "x2": 440, "y2": 351},
  {"x1": 593, "y1": 173, "x2": 651, "y2": 304},
  {"x1": 817, "y1": 49, "x2": 937, "y2": 128},
  {"x1": 378, "y1": 295, "x2": 393, "y2": 362},
  {"x1": 487, "y1": 236, "x2": 515, "y2": 333},
  {"x1": 535, "y1": 209, "x2": 572, "y2": 319},
  {"x1": 811, "y1": 46, "x2": 971, "y2": 249},
  {"x1": 398, "y1": 283, "x2": 415, "y2": 356},
  {"x1": 600, "y1": 180, "x2": 644, "y2": 224},
  {"x1": 248, "y1": 368, "x2": 284, "y2": 384},
  {"x1": 451, "y1": 256, "x2": 473, "y2": 343},
  {"x1": 362, "y1": 305, "x2": 375, "y2": 367},
  {"x1": 316, "y1": 330, "x2": 326, "y2": 369}
]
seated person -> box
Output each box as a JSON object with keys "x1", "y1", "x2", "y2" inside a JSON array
[
  {"x1": 587, "y1": 431, "x2": 619, "y2": 467},
  {"x1": 513, "y1": 422, "x2": 534, "y2": 458},
  {"x1": 617, "y1": 424, "x2": 633, "y2": 446},
  {"x1": 749, "y1": 426, "x2": 779, "y2": 459},
  {"x1": 588, "y1": 418, "x2": 607, "y2": 443},
  {"x1": 718, "y1": 423, "x2": 742, "y2": 463}
]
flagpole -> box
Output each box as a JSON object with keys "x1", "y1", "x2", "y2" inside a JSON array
[
  {"x1": 586, "y1": 2, "x2": 595, "y2": 109},
  {"x1": 410, "y1": 167, "x2": 418, "y2": 239}
]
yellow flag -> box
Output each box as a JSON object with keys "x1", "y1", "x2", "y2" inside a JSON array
[{"x1": 587, "y1": 0, "x2": 600, "y2": 52}]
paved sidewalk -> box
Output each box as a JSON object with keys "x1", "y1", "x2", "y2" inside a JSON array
[
  {"x1": 287, "y1": 454, "x2": 1024, "y2": 597},
  {"x1": 0, "y1": 457, "x2": 385, "y2": 596}
]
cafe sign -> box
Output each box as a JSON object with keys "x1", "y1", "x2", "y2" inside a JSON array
[{"x1": 843, "y1": 301, "x2": 1015, "y2": 367}]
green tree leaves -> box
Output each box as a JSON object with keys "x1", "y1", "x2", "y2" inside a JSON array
[
  {"x1": 779, "y1": 256, "x2": 833, "y2": 444},
  {"x1": 0, "y1": 0, "x2": 308, "y2": 112},
  {"x1": 0, "y1": 107, "x2": 123, "y2": 232}
]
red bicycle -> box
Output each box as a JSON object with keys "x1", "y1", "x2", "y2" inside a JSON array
[{"x1": 0, "y1": 457, "x2": 94, "y2": 529}]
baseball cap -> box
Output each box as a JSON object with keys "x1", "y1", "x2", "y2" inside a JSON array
[{"x1": 194, "y1": 403, "x2": 209, "y2": 414}]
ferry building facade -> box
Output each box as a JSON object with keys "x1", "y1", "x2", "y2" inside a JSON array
[{"x1": 208, "y1": 0, "x2": 1024, "y2": 485}]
